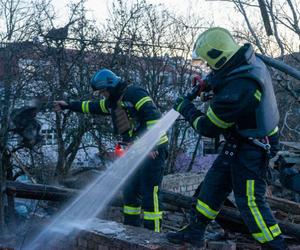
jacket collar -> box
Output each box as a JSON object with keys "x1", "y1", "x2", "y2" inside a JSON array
[{"x1": 207, "y1": 44, "x2": 256, "y2": 91}]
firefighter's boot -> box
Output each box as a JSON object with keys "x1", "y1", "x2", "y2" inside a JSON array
[
  {"x1": 124, "y1": 214, "x2": 141, "y2": 227},
  {"x1": 166, "y1": 221, "x2": 206, "y2": 247},
  {"x1": 263, "y1": 236, "x2": 289, "y2": 250}
]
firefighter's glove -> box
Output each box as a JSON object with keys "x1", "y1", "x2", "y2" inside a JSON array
[{"x1": 174, "y1": 97, "x2": 203, "y2": 124}]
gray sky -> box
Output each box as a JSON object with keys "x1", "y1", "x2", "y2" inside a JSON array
[
  {"x1": 42, "y1": 0, "x2": 300, "y2": 54},
  {"x1": 51, "y1": 0, "x2": 245, "y2": 29}
]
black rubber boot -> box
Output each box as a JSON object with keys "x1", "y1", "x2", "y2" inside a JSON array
[
  {"x1": 124, "y1": 214, "x2": 141, "y2": 227},
  {"x1": 166, "y1": 221, "x2": 206, "y2": 247},
  {"x1": 262, "y1": 236, "x2": 289, "y2": 250},
  {"x1": 144, "y1": 219, "x2": 162, "y2": 232}
]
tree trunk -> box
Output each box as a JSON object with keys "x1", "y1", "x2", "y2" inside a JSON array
[
  {"x1": 258, "y1": 0, "x2": 273, "y2": 36},
  {"x1": 55, "y1": 113, "x2": 66, "y2": 179},
  {"x1": 0, "y1": 47, "x2": 13, "y2": 235},
  {"x1": 166, "y1": 122, "x2": 180, "y2": 174},
  {"x1": 0, "y1": 150, "x2": 6, "y2": 234},
  {"x1": 5, "y1": 152, "x2": 16, "y2": 231}
]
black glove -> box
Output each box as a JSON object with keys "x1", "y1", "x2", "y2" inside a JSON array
[{"x1": 173, "y1": 97, "x2": 203, "y2": 124}]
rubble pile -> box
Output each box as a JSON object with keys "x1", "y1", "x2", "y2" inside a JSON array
[
  {"x1": 2, "y1": 144, "x2": 300, "y2": 249},
  {"x1": 270, "y1": 142, "x2": 300, "y2": 202}
]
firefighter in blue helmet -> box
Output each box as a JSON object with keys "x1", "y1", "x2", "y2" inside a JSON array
[
  {"x1": 54, "y1": 69, "x2": 168, "y2": 232},
  {"x1": 166, "y1": 27, "x2": 287, "y2": 249}
]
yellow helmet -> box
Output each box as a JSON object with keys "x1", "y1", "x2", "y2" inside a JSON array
[{"x1": 192, "y1": 27, "x2": 240, "y2": 70}]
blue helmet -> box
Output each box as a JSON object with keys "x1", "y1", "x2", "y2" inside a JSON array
[{"x1": 90, "y1": 68, "x2": 121, "y2": 91}]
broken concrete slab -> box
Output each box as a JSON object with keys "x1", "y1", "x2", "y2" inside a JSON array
[
  {"x1": 207, "y1": 241, "x2": 236, "y2": 250},
  {"x1": 51, "y1": 218, "x2": 187, "y2": 250}
]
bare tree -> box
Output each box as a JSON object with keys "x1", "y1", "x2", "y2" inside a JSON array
[
  {"x1": 226, "y1": 0, "x2": 300, "y2": 143},
  {"x1": 104, "y1": 0, "x2": 209, "y2": 173},
  {"x1": 27, "y1": 0, "x2": 111, "y2": 181},
  {"x1": 0, "y1": 0, "x2": 40, "y2": 236}
]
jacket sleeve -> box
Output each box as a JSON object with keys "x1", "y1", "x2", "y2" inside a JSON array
[
  {"x1": 192, "y1": 78, "x2": 261, "y2": 137},
  {"x1": 127, "y1": 87, "x2": 168, "y2": 146},
  {"x1": 67, "y1": 99, "x2": 111, "y2": 116}
]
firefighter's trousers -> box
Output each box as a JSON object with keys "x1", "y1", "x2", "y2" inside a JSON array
[
  {"x1": 123, "y1": 146, "x2": 167, "y2": 232},
  {"x1": 195, "y1": 141, "x2": 286, "y2": 249}
]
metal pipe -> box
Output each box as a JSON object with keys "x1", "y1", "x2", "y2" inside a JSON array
[{"x1": 257, "y1": 53, "x2": 300, "y2": 81}]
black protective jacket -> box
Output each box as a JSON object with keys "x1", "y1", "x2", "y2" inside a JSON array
[
  {"x1": 67, "y1": 85, "x2": 168, "y2": 146},
  {"x1": 189, "y1": 44, "x2": 278, "y2": 139}
]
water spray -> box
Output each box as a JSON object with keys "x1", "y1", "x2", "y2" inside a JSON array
[{"x1": 23, "y1": 109, "x2": 179, "y2": 250}]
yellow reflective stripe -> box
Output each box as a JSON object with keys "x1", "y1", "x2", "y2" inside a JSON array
[
  {"x1": 254, "y1": 90, "x2": 262, "y2": 101},
  {"x1": 143, "y1": 211, "x2": 163, "y2": 220},
  {"x1": 142, "y1": 186, "x2": 162, "y2": 232},
  {"x1": 176, "y1": 101, "x2": 183, "y2": 112},
  {"x1": 154, "y1": 186, "x2": 159, "y2": 213},
  {"x1": 252, "y1": 232, "x2": 268, "y2": 243},
  {"x1": 157, "y1": 134, "x2": 168, "y2": 145},
  {"x1": 196, "y1": 199, "x2": 218, "y2": 220},
  {"x1": 247, "y1": 180, "x2": 273, "y2": 242},
  {"x1": 269, "y1": 224, "x2": 281, "y2": 238},
  {"x1": 81, "y1": 101, "x2": 90, "y2": 113},
  {"x1": 128, "y1": 129, "x2": 134, "y2": 138},
  {"x1": 154, "y1": 185, "x2": 160, "y2": 232},
  {"x1": 99, "y1": 99, "x2": 109, "y2": 113},
  {"x1": 146, "y1": 119, "x2": 158, "y2": 128},
  {"x1": 119, "y1": 101, "x2": 125, "y2": 107},
  {"x1": 86, "y1": 101, "x2": 90, "y2": 113},
  {"x1": 192, "y1": 117, "x2": 201, "y2": 129},
  {"x1": 81, "y1": 102, "x2": 85, "y2": 113},
  {"x1": 135, "y1": 96, "x2": 152, "y2": 111},
  {"x1": 206, "y1": 106, "x2": 234, "y2": 129},
  {"x1": 123, "y1": 205, "x2": 141, "y2": 215},
  {"x1": 268, "y1": 126, "x2": 278, "y2": 136}
]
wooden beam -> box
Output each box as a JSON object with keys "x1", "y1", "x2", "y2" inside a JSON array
[
  {"x1": 267, "y1": 196, "x2": 300, "y2": 215},
  {"x1": 5, "y1": 181, "x2": 77, "y2": 201},
  {"x1": 4, "y1": 181, "x2": 300, "y2": 240}
]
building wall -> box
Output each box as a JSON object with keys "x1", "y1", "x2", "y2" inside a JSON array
[{"x1": 162, "y1": 172, "x2": 205, "y2": 197}]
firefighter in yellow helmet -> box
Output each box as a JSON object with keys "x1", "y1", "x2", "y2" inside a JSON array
[{"x1": 167, "y1": 27, "x2": 287, "y2": 249}]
